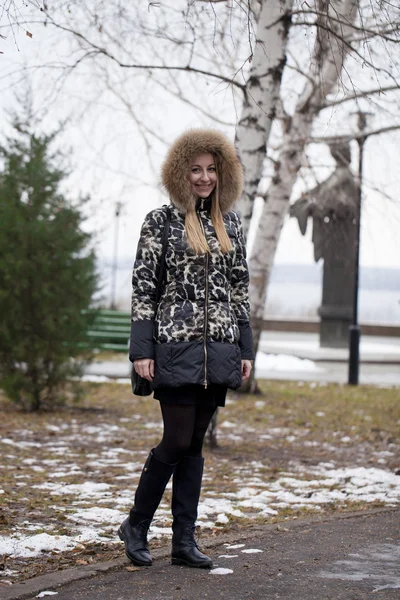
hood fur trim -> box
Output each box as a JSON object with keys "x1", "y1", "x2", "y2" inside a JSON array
[{"x1": 161, "y1": 129, "x2": 243, "y2": 214}]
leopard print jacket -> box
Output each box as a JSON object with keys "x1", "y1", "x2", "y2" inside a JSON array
[{"x1": 129, "y1": 202, "x2": 254, "y2": 390}]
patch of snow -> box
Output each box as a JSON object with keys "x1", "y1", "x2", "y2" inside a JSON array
[
  {"x1": 224, "y1": 434, "x2": 243, "y2": 441},
  {"x1": 45, "y1": 446, "x2": 74, "y2": 455},
  {"x1": 1, "y1": 568, "x2": 18, "y2": 577},
  {"x1": 32, "y1": 482, "x2": 112, "y2": 498},
  {"x1": 225, "y1": 543, "x2": 245, "y2": 549},
  {"x1": 67, "y1": 508, "x2": 125, "y2": 524},
  {"x1": 103, "y1": 448, "x2": 131, "y2": 456},
  {"x1": 37, "y1": 592, "x2": 58, "y2": 598},
  {"x1": 48, "y1": 471, "x2": 83, "y2": 478},
  {"x1": 1, "y1": 438, "x2": 42, "y2": 448},
  {"x1": 210, "y1": 568, "x2": 233, "y2": 575},
  {"x1": 241, "y1": 549, "x2": 263, "y2": 554},
  {"x1": 220, "y1": 421, "x2": 236, "y2": 428},
  {"x1": 17, "y1": 522, "x2": 55, "y2": 533},
  {"x1": 215, "y1": 513, "x2": 229, "y2": 524},
  {"x1": 45, "y1": 425, "x2": 62, "y2": 432},
  {"x1": 373, "y1": 451, "x2": 394, "y2": 457},
  {"x1": 199, "y1": 497, "x2": 247, "y2": 519},
  {"x1": 267, "y1": 427, "x2": 292, "y2": 436},
  {"x1": 81, "y1": 375, "x2": 111, "y2": 383},
  {"x1": 218, "y1": 554, "x2": 238, "y2": 559},
  {"x1": 0, "y1": 533, "x2": 76, "y2": 558},
  {"x1": 255, "y1": 352, "x2": 322, "y2": 373},
  {"x1": 250, "y1": 460, "x2": 265, "y2": 469}
]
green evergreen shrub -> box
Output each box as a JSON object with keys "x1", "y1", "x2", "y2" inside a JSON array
[{"x1": 0, "y1": 115, "x2": 98, "y2": 410}]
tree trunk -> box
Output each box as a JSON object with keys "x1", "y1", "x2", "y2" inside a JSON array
[
  {"x1": 206, "y1": 0, "x2": 293, "y2": 443},
  {"x1": 206, "y1": 409, "x2": 219, "y2": 449},
  {"x1": 249, "y1": 0, "x2": 359, "y2": 365},
  {"x1": 234, "y1": 0, "x2": 294, "y2": 238}
]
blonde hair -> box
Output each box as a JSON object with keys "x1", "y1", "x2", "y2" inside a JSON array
[{"x1": 185, "y1": 168, "x2": 233, "y2": 255}]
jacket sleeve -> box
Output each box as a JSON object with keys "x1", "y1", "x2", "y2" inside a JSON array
[
  {"x1": 129, "y1": 207, "x2": 166, "y2": 362},
  {"x1": 230, "y1": 212, "x2": 255, "y2": 360}
]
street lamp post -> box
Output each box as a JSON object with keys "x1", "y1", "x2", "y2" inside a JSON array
[
  {"x1": 348, "y1": 112, "x2": 369, "y2": 385},
  {"x1": 110, "y1": 201, "x2": 122, "y2": 311}
]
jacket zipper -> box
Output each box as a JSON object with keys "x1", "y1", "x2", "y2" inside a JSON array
[{"x1": 198, "y1": 199, "x2": 209, "y2": 389}]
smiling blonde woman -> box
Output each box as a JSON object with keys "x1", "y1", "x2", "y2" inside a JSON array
[{"x1": 118, "y1": 129, "x2": 254, "y2": 569}]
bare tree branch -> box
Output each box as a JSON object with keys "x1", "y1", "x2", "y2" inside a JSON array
[
  {"x1": 322, "y1": 84, "x2": 400, "y2": 108},
  {"x1": 311, "y1": 123, "x2": 400, "y2": 144},
  {"x1": 35, "y1": 17, "x2": 247, "y2": 91}
]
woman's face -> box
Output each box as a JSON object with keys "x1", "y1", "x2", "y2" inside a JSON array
[{"x1": 188, "y1": 153, "x2": 217, "y2": 198}]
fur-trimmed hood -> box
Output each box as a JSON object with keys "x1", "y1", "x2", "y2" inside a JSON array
[{"x1": 161, "y1": 129, "x2": 243, "y2": 215}]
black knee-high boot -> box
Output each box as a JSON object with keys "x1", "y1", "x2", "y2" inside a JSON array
[
  {"x1": 171, "y1": 455, "x2": 212, "y2": 568},
  {"x1": 118, "y1": 449, "x2": 176, "y2": 566}
]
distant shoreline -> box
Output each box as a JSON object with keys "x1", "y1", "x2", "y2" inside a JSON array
[
  {"x1": 98, "y1": 261, "x2": 400, "y2": 290},
  {"x1": 95, "y1": 263, "x2": 400, "y2": 322}
]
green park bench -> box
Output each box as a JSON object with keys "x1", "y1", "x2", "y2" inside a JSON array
[{"x1": 85, "y1": 309, "x2": 131, "y2": 353}]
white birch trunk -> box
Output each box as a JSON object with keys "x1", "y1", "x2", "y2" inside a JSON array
[
  {"x1": 249, "y1": 0, "x2": 359, "y2": 351},
  {"x1": 234, "y1": 0, "x2": 294, "y2": 238}
]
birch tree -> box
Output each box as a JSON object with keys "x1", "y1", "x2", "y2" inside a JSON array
[
  {"x1": 234, "y1": 0, "x2": 294, "y2": 235},
  {"x1": 248, "y1": 0, "x2": 358, "y2": 355}
]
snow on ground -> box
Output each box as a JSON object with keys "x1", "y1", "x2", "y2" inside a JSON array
[
  {"x1": 1, "y1": 414, "x2": 399, "y2": 560},
  {"x1": 255, "y1": 352, "x2": 322, "y2": 372},
  {"x1": 0, "y1": 533, "x2": 78, "y2": 558},
  {"x1": 210, "y1": 568, "x2": 234, "y2": 575},
  {"x1": 2, "y1": 459, "x2": 398, "y2": 559}
]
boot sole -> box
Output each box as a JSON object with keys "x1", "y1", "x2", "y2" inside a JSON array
[
  {"x1": 171, "y1": 556, "x2": 212, "y2": 569},
  {"x1": 118, "y1": 527, "x2": 152, "y2": 567}
]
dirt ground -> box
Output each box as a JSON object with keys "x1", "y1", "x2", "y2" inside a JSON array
[{"x1": 0, "y1": 379, "x2": 399, "y2": 586}]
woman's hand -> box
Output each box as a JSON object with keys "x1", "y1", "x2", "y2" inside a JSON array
[
  {"x1": 134, "y1": 359, "x2": 155, "y2": 382},
  {"x1": 241, "y1": 359, "x2": 252, "y2": 381}
]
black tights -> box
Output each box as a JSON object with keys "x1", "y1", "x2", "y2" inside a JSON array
[{"x1": 154, "y1": 403, "x2": 216, "y2": 464}]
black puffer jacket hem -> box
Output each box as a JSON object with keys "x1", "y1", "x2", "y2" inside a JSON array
[{"x1": 152, "y1": 339, "x2": 242, "y2": 390}]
